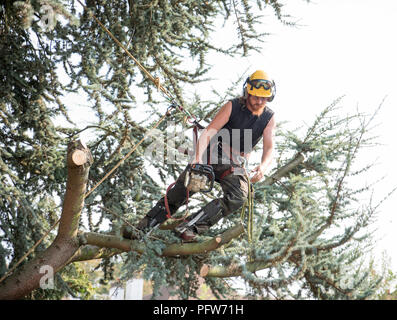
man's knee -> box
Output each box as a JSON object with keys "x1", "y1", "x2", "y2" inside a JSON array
[
  {"x1": 220, "y1": 174, "x2": 249, "y2": 215},
  {"x1": 223, "y1": 190, "x2": 247, "y2": 215},
  {"x1": 146, "y1": 200, "x2": 169, "y2": 224}
]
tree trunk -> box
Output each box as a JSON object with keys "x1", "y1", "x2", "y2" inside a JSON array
[{"x1": 0, "y1": 140, "x2": 92, "y2": 299}]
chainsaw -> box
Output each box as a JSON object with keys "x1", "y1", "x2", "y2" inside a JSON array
[
  {"x1": 184, "y1": 164, "x2": 215, "y2": 193},
  {"x1": 144, "y1": 164, "x2": 214, "y2": 238}
]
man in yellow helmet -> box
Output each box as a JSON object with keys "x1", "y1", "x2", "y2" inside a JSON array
[{"x1": 123, "y1": 70, "x2": 276, "y2": 241}]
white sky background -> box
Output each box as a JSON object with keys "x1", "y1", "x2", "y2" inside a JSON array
[{"x1": 189, "y1": 0, "x2": 397, "y2": 270}]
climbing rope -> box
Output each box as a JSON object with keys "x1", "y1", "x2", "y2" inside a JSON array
[
  {"x1": 74, "y1": 0, "x2": 204, "y2": 128},
  {"x1": 84, "y1": 109, "x2": 172, "y2": 199},
  {"x1": 240, "y1": 169, "x2": 254, "y2": 244},
  {"x1": 75, "y1": 0, "x2": 174, "y2": 103}
]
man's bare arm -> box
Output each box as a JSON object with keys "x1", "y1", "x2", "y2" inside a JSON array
[
  {"x1": 250, "y1": 115, "x2": 276, "y2": 183},
  {"x1": 193, "y1": 101, "x2": 232, "y2": 163}
]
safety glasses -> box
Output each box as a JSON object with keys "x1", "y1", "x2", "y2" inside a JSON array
[{"x1": 247, "y1": 79, "x2": 273, "y2": 91}]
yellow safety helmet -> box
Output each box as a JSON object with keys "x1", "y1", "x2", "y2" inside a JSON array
[{"x1": 244, "y1": 70, "x2": 276, "y2": 101}]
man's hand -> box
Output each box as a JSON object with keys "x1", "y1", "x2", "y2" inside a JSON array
[{"x1": 250, "y1": 165, "x2": 266, "y2": 183}]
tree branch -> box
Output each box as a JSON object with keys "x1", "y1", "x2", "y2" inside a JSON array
[
  {"x1": 78, "y1": 223, "x2": 245, "y2": 258},
  {"x1": 0, "y1": 140, "x2": 91, "y2": 299},
  {"x1": 262, "y1": 153, "x2": 305, "y2": 186},
  {"x1": 57, "y1": 140, "x2": 93, "y2": 240},
  {"x1": 200, "y1": 230, "x2": 299, "y2": 278}
]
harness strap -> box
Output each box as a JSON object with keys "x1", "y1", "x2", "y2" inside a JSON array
[
  {"x1": 217, "y1": 144, "x2": 247, "y2": 180},
  {"x1": 164, "y1": 181, "x2": 190, "y2": 220},
  {"x1": 219, "y1": 167, "x2": 235, "y2": 180}
]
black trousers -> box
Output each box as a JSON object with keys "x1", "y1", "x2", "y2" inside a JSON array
[{"x1": 147, "y1": 163, "x2": 249, "y2": 233}]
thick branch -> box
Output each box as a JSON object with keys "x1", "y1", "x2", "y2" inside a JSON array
[
  {"x1": 71, "y1": 245, "x2": 122, "y2": 262},
  {"x1": 80, "y1": 232, "x2": 222, "y2": 256},
  {"x1": 263, "y1": 153, "x2": 305, "y2": 186},
  {"x1": 78, "y1": 223, "x2": 245, "y2": 258},
  {"x1": 0, "y1": 140, "x2": 91, "y2": 299},
  {"x1": 57, "y1": 140, "x2": 92, "y2": 240}
]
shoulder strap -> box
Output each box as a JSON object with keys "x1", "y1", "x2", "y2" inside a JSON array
[{"x1": 261, "y1": 107, "x2": 274, "y2": 129}]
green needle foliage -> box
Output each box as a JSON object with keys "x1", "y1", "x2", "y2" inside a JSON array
[{"x1": 0, "y1": 0, "x2": 391, "y2": 300}]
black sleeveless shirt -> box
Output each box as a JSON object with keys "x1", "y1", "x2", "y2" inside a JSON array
[{"x1": 207, "y1": 98, "x2": 274, "y2": 162}]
